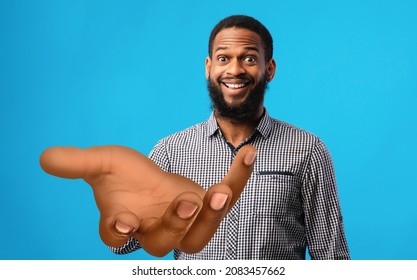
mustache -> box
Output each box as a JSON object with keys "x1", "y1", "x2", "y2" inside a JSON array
[{"x1": 218, "y1": 75, "x2": 253, "y2": 83}]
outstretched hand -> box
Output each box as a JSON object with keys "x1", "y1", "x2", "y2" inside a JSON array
[{"x1": 39, "y1": 145, "x2": 256, "y2": 257}]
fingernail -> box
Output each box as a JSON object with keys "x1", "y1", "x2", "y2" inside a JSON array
[
  {"x1": 244, "y1": 150, "x2": 257, "y2": 165},
  {"x1": 115, "y1": 221, "x2": 133, "y2": 234},
  {"x1": 210, "y1": 192, "x2": 228, "y2": 210},
  {"x1": 176, "y1": 201, "x2": 199, "y2": 219}
]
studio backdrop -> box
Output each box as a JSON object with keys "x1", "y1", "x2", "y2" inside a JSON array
[{"x1": 1, "y1": 0, "x2": 416, "y2": 260}]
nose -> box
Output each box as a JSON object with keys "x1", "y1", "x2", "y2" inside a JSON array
[{"x1": 226, "y1": 58, "x2": 245, "y2": 77}]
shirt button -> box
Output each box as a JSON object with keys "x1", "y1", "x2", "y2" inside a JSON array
[{"x1": 229, "y1": 215, "x2": 237, "y2": 221}]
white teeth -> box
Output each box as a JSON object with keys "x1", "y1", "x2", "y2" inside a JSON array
[{"x1": 225, "y1": 83, "x2": 246, "y2": 89}]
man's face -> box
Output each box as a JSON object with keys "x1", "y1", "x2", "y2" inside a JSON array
[{"x1": 206, "y1": 27, "x2": 276, "y2": 122}]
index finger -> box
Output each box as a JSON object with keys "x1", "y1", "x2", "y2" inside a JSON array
[
  {"x1": 175, "y1": 145, "x2": 256, "y2": 253},
  {"x1": 221, "y1": 144, "x2": 257, "y2": 206}
]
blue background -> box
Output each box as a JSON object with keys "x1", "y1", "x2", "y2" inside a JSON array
[{"x1": 1, "y1": 0, "x2": 416, "y2": 260}]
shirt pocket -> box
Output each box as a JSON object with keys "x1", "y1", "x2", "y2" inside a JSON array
[{"x1": 251, "y1": 171, "x2": 301, "y2": 217}]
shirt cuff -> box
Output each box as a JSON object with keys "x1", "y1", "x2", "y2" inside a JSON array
[{"x1": 109, "y1": 237, "x2": 142, "y2": 255}]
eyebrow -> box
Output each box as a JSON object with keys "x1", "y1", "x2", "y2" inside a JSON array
[{"x1": 214, "y1": 46, "x2": 260, "y2": 53}]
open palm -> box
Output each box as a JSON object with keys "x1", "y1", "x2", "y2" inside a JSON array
[{"x1": 40, "y1": 145, "x2": 256, "y2": 256}]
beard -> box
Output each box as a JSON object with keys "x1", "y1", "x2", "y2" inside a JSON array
[{"x1": 207, "y1": 74, "x2": 268, "y2": 123}]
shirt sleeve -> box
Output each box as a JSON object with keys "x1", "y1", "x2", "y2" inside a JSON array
[
  {"x1": 148, "y1": 139, "x2": 171, "y2": 172},
  {"x1": 302, "y1": 139, "x2": 350, "y2": 260},
  {"x1": 109, "y1": 140, "x2": 171, "y2": 255},
  {"x1": 109, "y1": 237, "x2": 142, "y2": 255}
]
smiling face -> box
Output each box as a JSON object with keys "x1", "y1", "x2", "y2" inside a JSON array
[{"x1": 206, "y1": 27, "x2": 276, "y2": 123}]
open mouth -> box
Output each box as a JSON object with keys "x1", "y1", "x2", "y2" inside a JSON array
[{"x1": 223, "y1": 82, "x2": 249, "y2": 89}]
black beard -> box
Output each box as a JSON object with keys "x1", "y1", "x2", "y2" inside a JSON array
[{"x1": 207, "y1": 75, "x2": 268, "y2": 123}]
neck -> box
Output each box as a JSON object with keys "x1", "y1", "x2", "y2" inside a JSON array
[{"x1": 215, "y1": 107, "x2": 264, "y2": 147}]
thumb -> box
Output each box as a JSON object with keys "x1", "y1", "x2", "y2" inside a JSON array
[
  {"x1": 221, "y1": 145, "x2": 257, "y2": 207},
  {"x1": 39, "y1": 146, "x2": 107, "y2": 179}
]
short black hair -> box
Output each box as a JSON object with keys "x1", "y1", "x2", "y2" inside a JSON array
[{"x1": 208, "y1": 15, "x2": 273, "y2": 61}]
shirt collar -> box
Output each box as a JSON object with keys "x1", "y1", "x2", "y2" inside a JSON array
[
  {"x1": 255, "y1": 109, "x2": 273, "y2": 139},
  {"x1": 207, "y1": 112, "x2": 220, "y2": 137},
  {"x1": 206, "y1": 109, "x2": 273, "y2": 139}
]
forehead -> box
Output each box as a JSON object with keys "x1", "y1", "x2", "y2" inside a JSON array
[{"x1": 212, "y1": 27, "x2": 264, "y2": 54}]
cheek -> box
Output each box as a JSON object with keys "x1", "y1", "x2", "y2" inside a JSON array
[
  {"x1": 209, "y1": 77, "x2": 221, "y2": 89},
  {"x1": 253, "y1": 67, "x2": 266, "y2": 77},
  {"x1": 253, "y1": 69, "x2": 268, "y2": 83},
  {"x1": 209, "y1": 69, "x2": 222, "y2": 83},
  {"x1": 209, "y1": 62, "x2": 228, "y2": 77}
]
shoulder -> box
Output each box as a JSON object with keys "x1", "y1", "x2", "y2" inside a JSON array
[
  {"x1": 158, "y1": 120, "x2": 210, "y2": 145},
  {"x1": 263, "y1": 114, "x2": 333, "y2": 159},
  {"x1": 149, "y1": 119, "x2": 213, "y2": 170},
  {"x1": 267, "y1": 116, "x2": 321, "y2": 145},
  {"x1": 150, "y1": 119, "x2": 212, "y2": 158},
  {"x1": 265, "y1": 117, "x2": 335, "y2": 172}
]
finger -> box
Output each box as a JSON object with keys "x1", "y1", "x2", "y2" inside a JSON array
[
  {"x1": 178, "y1": 146, "x2": 257, "y2": 253},
  {"x1": 39, "y1": 146, "x2": 107, "y2": 179},
  {"x1": 40, "y1": 145, "x2": 161, "y2": 181},
  {"x1": 221, "y1": 144, "x2": 257, "y2": 206},
  {"x1": 99, "y1": 208, "x2": 141, "y2": 248},
  {"x1": 135, "y1": 192, "x2": 203, "y2": 257},
  {"x1": 178, "y1": 183, "x2": 232, "y2": 253}
]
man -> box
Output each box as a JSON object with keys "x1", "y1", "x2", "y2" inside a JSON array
[
  {"x1": 40, "y1": 15, "x2": 349, "y2": 259},
  {"x1": 115, "y1": 14, "x2": 349, "y2": 259}
]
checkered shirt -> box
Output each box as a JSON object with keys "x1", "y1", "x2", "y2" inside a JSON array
[{"x1": 111, "y1": 110, "x2": 350, "y2": 259}]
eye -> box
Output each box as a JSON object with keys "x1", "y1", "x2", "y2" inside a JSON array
[
  {"x1": 243, "y1": 56, "x2": 257, "y2": 64},
  {"x1": 217, "y1": 56, "x2": 228, "y2": 63}
]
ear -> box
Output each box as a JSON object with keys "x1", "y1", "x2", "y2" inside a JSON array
[
  {"x1": 266, "y1": 58, "x2": 276, "y2": 82},
  {"x1": 205, "y1": 57, "x2": 211, "y2": 80}
]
